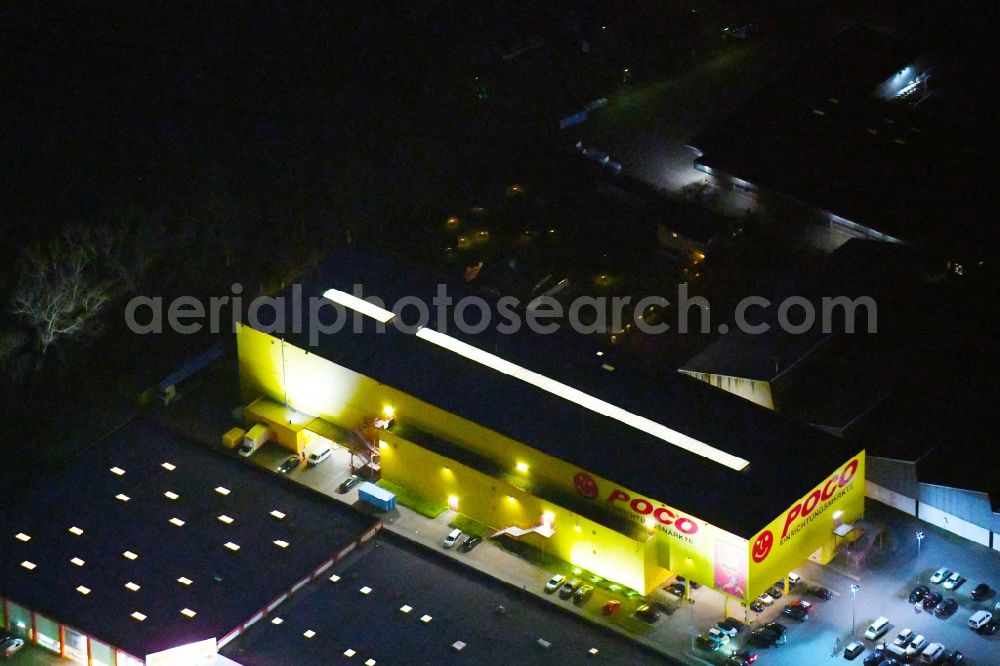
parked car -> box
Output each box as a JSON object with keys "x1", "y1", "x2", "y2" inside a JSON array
[
  {"x1": 789, "y1": 598, "x2": 813, "y2": 612},
  {"x1": 749, "y1": 628, "x2": 778, "y2": 647},
  {"x1": 863, "y1": 653, "x2": 883, "y2": 666},
  {"x1": 696, "y1": 633, "x2": 723, "y2": 651},
  {"x1": 602, "y1": 599, "x2": 621, "y2": 615},
  {"x1": 666, "y1": 581, "x2": 686, "y2": 597},
  {"x1": 865, "y1": 616, "x2": 891, "y2": 640},
  {"x1": 732, "y1": 647, "x2": 758, "y2": 664},
  {"x1": 787, "y1": 572, "x2": 803, "y2": 588},
  {"x1": 764, "y1": 622, "x2": 787, "y2": 639},
  {"x1": 757, "y1": 590, "x2": 775, "y2": 606},
  {"x1": 544, "y1": 574, "x2": 566, "y2": 593},
  {"x1": 1, "y1": 635, "x2": 25, "y2": 658},
  {"x1": 943, "y1": 649, "x2": 964, "y2": 664},
  {"x1": 573, "y1": 584, "x2": 594, "y2": 604},
  {"x1": 277, "y1": 454, "x2": 300, "y2": 474},
  {"x1": 909, "y1": 585, "x2": 930, "y2": 603},
  {"x1": 782, "y1": 605, "x2": 808, "y2": 621},
  {"x1": 634, "y1": 603, "x2": 660, "y2": 623},
  {"x1": 768, "y1": 585, "x2": 784, "y2": 599},
  {"x1": 976, "y1": 619, "x2": 999, "y2": 635},
  {"x1": 934, "y1": 598, "x2": 958, "y2": 618},
  {"x1": 337, "y1": 474, "x2": 362, "y2": 492},
  {"x1": 749, "y1": 598, "x2": 766, "y2": 612},
  {"x1": 930, "y1": 567, "x2": 952, "y2": 584},
  {"x1": 676, "y1": 575, "x2": 702, "y2": 589},
  {"x1": 970, "y1": 583, "x2": 991, "y2": 601},
  {"x1": 723, "y1": 656, "x2": 747, "y2": 666},
  {"x1": 904, "y1": 635, "x2": 928, "y2": 659},
  {"x1": 844, "y1": 640, "x2": 865, "y2": 660},
  {"x1": 715, "y1": 617, "x2": 746, "y2": 636},
  {"x1": 943, "y1": 572, "x2": 966, "y2": 591},
  {"x1": 458, "y1": 535, "x2": 482, "y2": 553},
  {"x1": 442, "y1": 528, "x2": 463, "y2": 549},
  {"x1": 810, "y1": 585, "x2": 834, "y2": 600},
  {"x1": 892, "y1": 628, "x2": 915, "y2": 647},
  {"x1": 967, "y1": 609, "x2": 992, "y2": 630},
  {"x1": 920, "y1": 643, "x2": 945, "y2": 664},
  {"x1": 559, "y1": 579, "x2": 582, "y2": 600},
  {"x1": 923, "y1": 591, "x2": 943, "y2": 610},
  {"x1": 701, "y1": 627, "x2": 726, "y2": 643}
]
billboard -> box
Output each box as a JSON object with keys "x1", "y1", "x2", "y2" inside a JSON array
[{"x1": 747, "y1": 452, "x2": 865, "y2": 597}]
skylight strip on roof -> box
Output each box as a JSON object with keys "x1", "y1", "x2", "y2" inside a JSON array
[
  {"x1": 322, "y1": 289, "x2": 396, "y2": 323},
  {"x1": 414, "y1": 327, "x2": 750, "y2": 471}
]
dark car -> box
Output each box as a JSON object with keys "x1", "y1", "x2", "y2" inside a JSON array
[
  {"x1": 634, "y1": 603, "x2": 661, "y2": 623},
  {"x1": 782, "y1": 604, "x2": 809, "y2": 621},
  {"x1": 337, "y1": 474, "x2": 362, "y2": 493},
  {"x1": 696, "y1": 634, "x2": 722, "y2": 651},
  {"x1": 877, "y1": 658, "x2": 900, "y2": 666},
  {"x1": 844, "y1": 640, "x2": 865, "y2": 660},
  {"x1": 573, "y1": 584, "x2": 594, "y2": 604},
  {"x1": 733, "y1": 647, "x2": 758, "y2": 663},
  {"x1": 666, "y1": 581, "x2": 686, "y2": 597},
  {"x1": 971, "y1": 583, "x2": 991, "y2": 601},
  {"x1": 864, "y1": 653, "x2": 883, "y2": 666},
  {"x1": 934, "y1": 598, "x2": 958, "y2": 618},
  {"x1": 976, "y1": 619, "x2": 1000, "y2": 635},
  {"x1": 943, "y1": 650, "x2": 964, "y2": 664},
  {"x1": 749, "y1": 598, "x2": 766, "y2": 612},
  {"x1": 749, "y1": 628, "x2": 778, "y2": 647},
  {"x1": 718, "y1": 616, "x2": 746, "y2": 635},
  {"x1": 559, "y1": 580, "x2": 582, "y2": 599},
  {"x1": 922, "y1": 590, "x2": 943, "y2": 610},
  {"x1": 764, "y1": 622, "x2": 787, "y2": 638},
  {"x1": 458, "y1": 535, "x2": 483, "y2": 553},
  {"x1": 810, "y1": 585, "x2": 833, "y2": 600},
  {"x1": 277, "y1": 454, "x2": 301, "y2": 474},
  {"x1": 768, "y1": 585, "x2": 784, "y2": 599},
  {"x1": 909, "y1": 585, "x2": 930, "y2": 603},
  {"x1": 677, "y1": 576, "x2": 702, "y2": 589}
]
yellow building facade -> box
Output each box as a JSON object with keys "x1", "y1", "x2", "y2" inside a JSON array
[{"x1": 237, "y1": 323, "x2": 864, "y2": 600}]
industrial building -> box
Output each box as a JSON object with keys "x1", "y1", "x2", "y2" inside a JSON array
[
  {"x1": 0, "y1": 420, "x2": 379, "y2": 664},
  {"x1": 236, "y1": 249, "x2": 865, "y2": 606}
]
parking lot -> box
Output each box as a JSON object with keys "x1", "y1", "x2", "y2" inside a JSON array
[{"x1": 221, "y1": 534, "x2": 667, "y2": 665}]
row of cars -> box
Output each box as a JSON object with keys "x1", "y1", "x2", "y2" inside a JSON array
[
  {"x1": 543, "y1": 574, "x2": 597, "y2": 606},
  {"x1": 442, "y1": 528, "x2": 483, "y2": 553},
  {"x1": 859, "y1": 616, "x2": 965, "y2": 664}
]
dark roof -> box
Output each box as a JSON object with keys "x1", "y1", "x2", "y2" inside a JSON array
[
  {"x1": 690, "y1": 27, "x2": 999, "y2": 255},
  {"x1": 0, "y1": 419, "x2": 376, "y2": 657},
  {"x1": 258, "y1": 247, "x2": 855, "y2": 539},
  {"x1": 222, "y1": 533, "x2": 661, "y2": 666}
]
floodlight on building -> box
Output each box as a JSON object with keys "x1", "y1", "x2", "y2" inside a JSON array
[{"x1": 322, "y1": 289, "x2": 395, "y2": 323}]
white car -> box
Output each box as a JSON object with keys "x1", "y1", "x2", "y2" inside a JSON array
[
  {"x1": 943, "y1": 572, "x2": 965, "y2": 590},
  {"x1": 787, "y1": 572, "x2": 803, "y2": 587},
  {"x1": 930, "y1": 567, "x2": 951, "y2": 584},
  {"x1": 707, "y1": 627, "x2": 730, "y2": 645},
  {"x1": 442, "y1": 528, "x2": 463, "y2": 549},
  {"x1": 757, "y1": 591, "x2": 775, "y2": 606},
  {"x1": 545, "y1": 574, "x2": 566, "y2": 594},
  {"x1": 893, "y1": 628, "x2": 914, "y2": 647},
  {"x1": 919, "y1": 643, "x2": 945, "y2": 664},
  {"x1": 904, "y1": 635, "x2": 928, "y2": 659},
  {"x1": 968, "y1": 609, "x2": 992, "y2": 630}
]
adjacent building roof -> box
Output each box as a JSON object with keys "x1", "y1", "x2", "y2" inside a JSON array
[
  {"x1": 256, "y1": 247, "x2": 856, "y2": 539},
  {"x1": 0, "y1": 419, "x2": 377, "y2": 657}
]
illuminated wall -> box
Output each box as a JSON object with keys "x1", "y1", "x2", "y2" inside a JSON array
[
  {"x1": 746, "y1": 452, "x2": 866, "y2": 599},
  {"x1": 238, "y1": 324, "x2": 863, "y2": 599}
]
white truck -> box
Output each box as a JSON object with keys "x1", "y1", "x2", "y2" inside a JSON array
[{"x1": 238, "y1": 424, "x2": 271, "y2": 457}]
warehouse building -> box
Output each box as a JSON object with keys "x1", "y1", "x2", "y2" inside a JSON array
[
  {"x1": 236, "y1": 249, "x2": 865, "y2": 607},
  {"x1": 0, "y1": 420, "x2": 379, "y2": 665}
]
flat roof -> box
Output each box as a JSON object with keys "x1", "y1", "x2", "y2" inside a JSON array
[
  {"x1": 0, "y1": 419, "x2": 377, "y2": 657},
  {"x1": 221, "y1": 533, "x2": 662, "y2": 666},
  {"x1": 252, "y1": 248, "x2": 855, "y2": 539}
]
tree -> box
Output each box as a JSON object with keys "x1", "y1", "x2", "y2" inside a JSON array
[{"x1": 12, "y1": 227, "x2": 119, "y2": 356}]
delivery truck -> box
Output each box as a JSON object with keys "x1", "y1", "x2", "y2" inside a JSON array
[{"x1": 238, "y1": 423, "x2": 271, "y2": 457}]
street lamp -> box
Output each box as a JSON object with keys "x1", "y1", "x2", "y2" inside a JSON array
[
  {"x1": 916, "y1": 531, "x2": 925, "y2": 556},
  {"x1": 850, "y1": 584, "x2": 861, "y2": 637}
]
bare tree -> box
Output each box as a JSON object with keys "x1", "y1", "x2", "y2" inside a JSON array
[{"x1": 13, "y1": 228, "x2": 118, "y2": 356}]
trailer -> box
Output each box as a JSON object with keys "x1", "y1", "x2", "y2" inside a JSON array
[{"x1": 357, "y1": 482, "x2": 396, "y2": 512}]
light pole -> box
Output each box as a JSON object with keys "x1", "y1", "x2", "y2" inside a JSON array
[
  {"x1": 850, "y1": 584, "x2": 861, "y2": 637},
  {"x1": 916, "y1": 531, "x2": 925, "y2": 557}
]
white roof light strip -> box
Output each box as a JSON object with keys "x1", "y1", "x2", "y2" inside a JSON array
[
  {"x1": 414, "y1": 327, "x2": 749, "y2": 471},
  {"x1": 322, "y1": 289, "x2": 396, "y2": 324}
]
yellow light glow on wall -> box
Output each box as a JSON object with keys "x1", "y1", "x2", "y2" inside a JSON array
[
  {"x1": 448, "y1": 495, "x2": 459, "y2": 510},
  {"x1": 515, "y1": 461, "x2": 530, "y2": 473},
  {"x1": 382, "y1": 405, "x2": 395, "y2": 418}
]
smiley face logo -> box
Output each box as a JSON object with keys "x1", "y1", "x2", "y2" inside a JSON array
[
  {"x1": 573, "y1": 472, "x2": 599, "y2": 500},
  {"x1": 752, "y1": 530, "x2": 774, "y2": 563}
]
